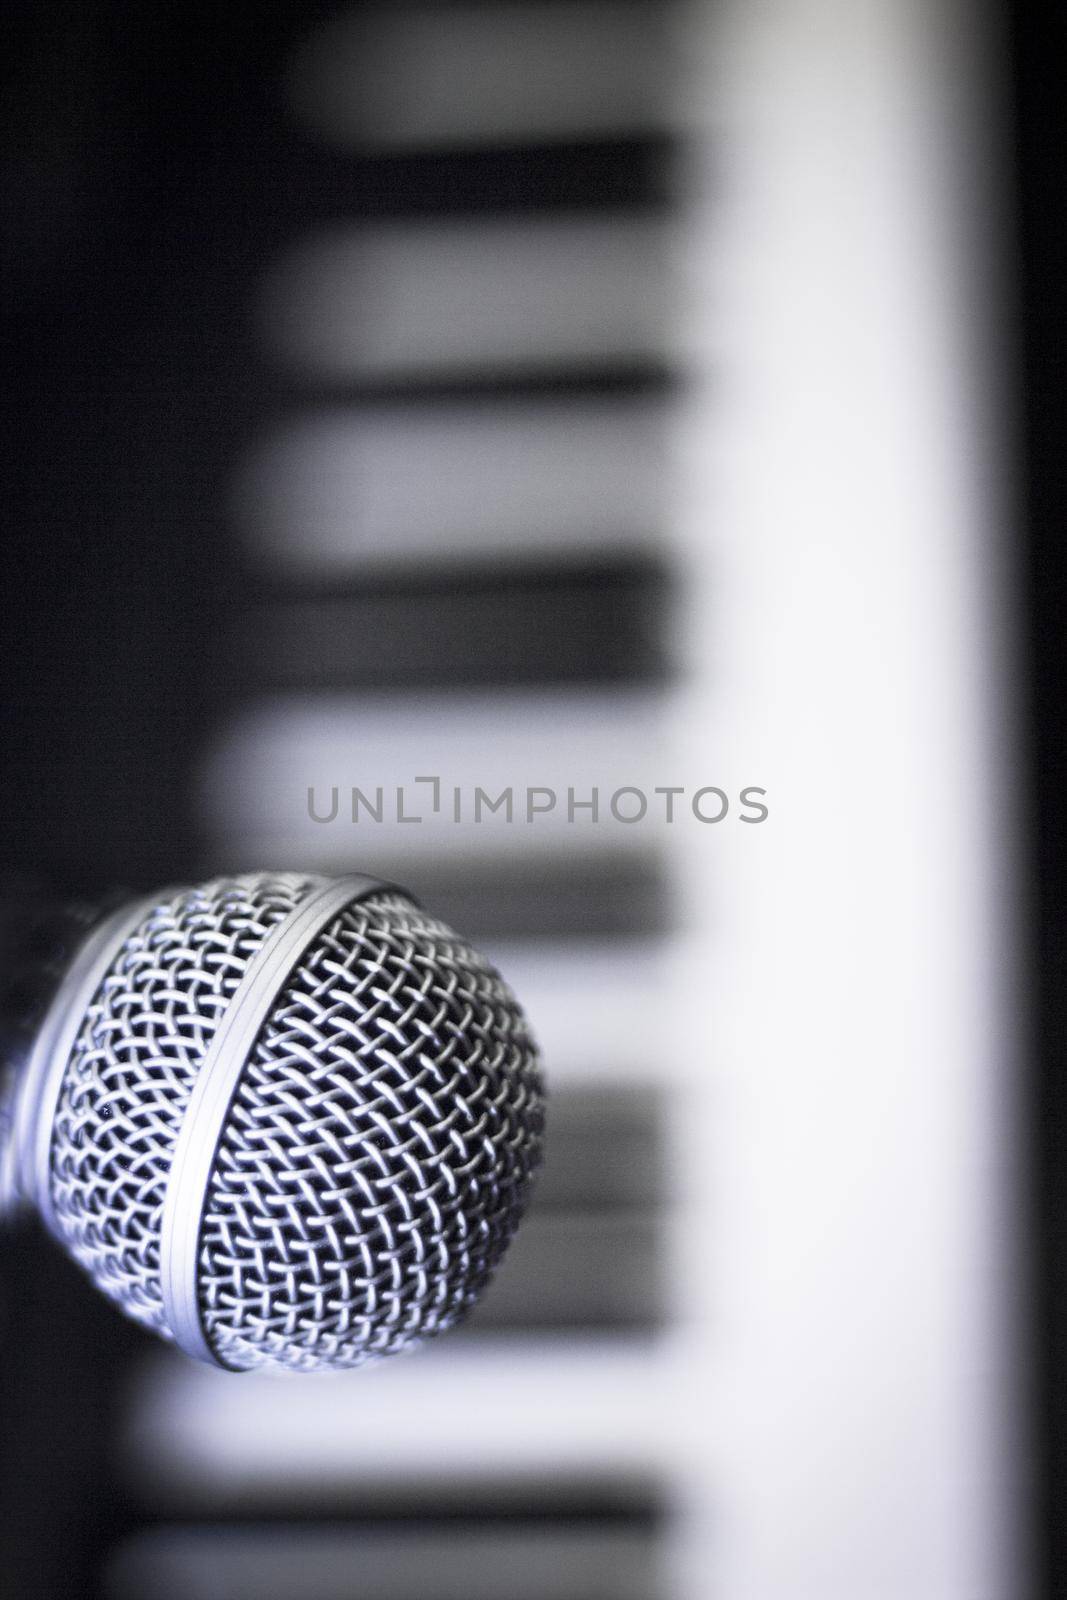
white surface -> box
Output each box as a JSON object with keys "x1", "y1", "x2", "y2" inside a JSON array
[{"x1": 669, "y1": 0, "x2": 1015, "y2": 1596}]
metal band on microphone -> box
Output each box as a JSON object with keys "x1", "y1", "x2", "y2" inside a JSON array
[{"x1": 159, "y1": 874, "x2": 396, "y2": 1367}]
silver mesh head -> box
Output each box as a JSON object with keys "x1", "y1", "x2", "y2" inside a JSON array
[{"x1": 43, "y1": 873, "x2": 544, "y2": 1372}]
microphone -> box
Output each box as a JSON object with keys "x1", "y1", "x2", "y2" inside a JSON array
[{"x1": 0, "y1": 872, "x2": 544, "y2": 1373}]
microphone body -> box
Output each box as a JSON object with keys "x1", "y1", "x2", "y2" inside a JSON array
[{"x1": 0, "y1": 872, "x2": 544, "y2": 1373}]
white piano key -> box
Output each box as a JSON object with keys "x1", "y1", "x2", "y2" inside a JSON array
[
  {"x1": 234, "y1": 400, "x2": 670, "y2": 575},
  {"x1": 120, "y1": 1339, "x2": 681, "y2": 1499},
  {"x1": 288, "y1": 1, "x2": 678, "y2": 151},
  {"x1": 477, "y1": 938, "x2": 678, "y2": 1085},
  {"x1": 259, "y1": 215, "x2": 675, "y2": 383},
  {"x1": 197, "y1": 689, "x2": 683, "y2": 864}
]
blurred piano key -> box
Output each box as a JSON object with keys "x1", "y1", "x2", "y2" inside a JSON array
[
  {"x1": 259, "y1": 215, "x2": 675, "y2": 384},
  {"x1": 288, "y1": 1, "x2": 679, "y2": 152},
  {"x1": 234, "y1": 401, "x2": 671, "y2": 576},
  {"x1": 466, "y1": 1211, "x2": 663, "y2": 1333},
  {"x1": 455, "y1": 1085, "x2": 669, "y2": 1334},
  {"x1": 121, "y1": 1339, "x2": 680, "y2": 1501},
  {"x1": 231, "y1": 561, "x2": 672, "y2": 692},
  {"x1": 522, "y1": 1085, "x2": 666, "y2": 1211},
  {"x1": 476, "y1": 940, "x2": 676, "y2": 1086},
  {"x1": 259, "y1": 137, "x2": 677, "y2": 228},
  {"x1": 106, "y1": 1519, "x2": 663, "y2": 1600},
  {"x1": 196, "y1": 851, "x2": 668, "y2": 942},
  {"x1": 380, "y1": 854, "x2": 670, "y2": 940},
  {"x1": 198, "y1": 689, "x2": 678, "y2": 866}
]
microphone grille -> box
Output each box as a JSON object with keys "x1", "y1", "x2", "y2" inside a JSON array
[{"x1": 47, "y1": 873, "x2": 543, "y2": 1371}]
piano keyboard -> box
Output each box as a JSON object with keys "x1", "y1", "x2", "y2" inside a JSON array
[{"x1": 109, "y1": 3, "x2": 1016, "y2": 1599}]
